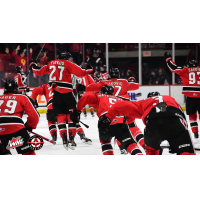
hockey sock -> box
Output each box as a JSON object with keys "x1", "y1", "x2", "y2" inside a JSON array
[
  {"x1": 100, "y1": 140, "x2": 114, "y2": 155},
  {"x1": 57, "y1": 114, "x2": 67, "y2": 138},
  {"x1": 48, "y1": 121, "x2": 57, "y2": 137},
  {"x1": 126, "y1": 143, "x2": 143, "y2": 155},
  {"x1": 76, "y1": 123, "x2": 84, "y2": 134},
  {"x1": 22, "y1": 151, "x2": 36, "y2": 155},
  {"x1": 129, "y1": 123, "x2": 145, "y2": 147},
  {"x1": 67, "y1": 115, "x2": 76, "y2": 137},
  {"x1": 189, "y1": 113, "x2": 198, "y2": 133},
  {"x1": 146, "y1": 145, "x2": 160, "y2": 155}
]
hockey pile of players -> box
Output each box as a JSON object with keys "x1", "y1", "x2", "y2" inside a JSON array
[{"x1": 0, "y1": 51, "x2": 198, "y2": 155}]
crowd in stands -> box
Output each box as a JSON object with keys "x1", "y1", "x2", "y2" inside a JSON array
[{"x1": 0, "y1": 43, "x2": 184, "y2": 88}]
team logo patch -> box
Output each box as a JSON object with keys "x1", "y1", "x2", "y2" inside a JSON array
[
  {"x1": 28, "y1": 135, "x2": 44, "y2": 150},
  {"x1": 6, "y1": 137, "x2": 24, "y2": 150},
  {"x1": 113, "y1": 119, "x2": 117, "y2": 122},
  {"x1": 0, "y1": 128, "x2": 5, "y2": 132}
]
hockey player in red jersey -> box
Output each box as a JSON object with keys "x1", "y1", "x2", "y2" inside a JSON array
[
  {"x1": 86, "y1": 68, "x2": 145, "y2": 154},
  {"x1": 32, "y1": 84, "x2": 58, "y2": 142},
  {"x1": 30, "y1": 52, "x2": 93, "y2": 150},
  {"x1": 0, "y1": 79, "x2": 40, "y2": 155},
  {"x1": 14, "y1": 66, "x2": 29, "y2": 94},
  {"x1": 70, "y1": 85, "x2": 143, "y2": 155},
  {"x1": 76, "y1": 72, "x2": 95, "y2": 117},
  {"x1": 100, "y1": 92, "x2": 196, "y2": 155},
  {"x1": 165, "y1": 52, "x2": 200, "y2": 139},
  {"x1": 99, "y1": 65, "x2": 109, "y2": 80}
]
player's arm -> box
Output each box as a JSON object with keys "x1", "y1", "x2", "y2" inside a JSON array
[
  {"x1": 106, "y1": 101, "x2": 142, "y2": 123},
  {"x1": 164, "y1": 52, "x2": 185, "y2": 75},
  {"x1": 30, "y1": 63, "x2": 49, "y2": 76},
  {"x1": 70, "y1": 93, "x2": 98, "y2": 123},
  {"x1": 127, "y1": 78, "x2": 139, "y2": 91},
  {"x1": 32, "y1": 86, "x2": 45, "y2": 100},
  {"x1": 77, "y1": 92, "x2": 98, "y2": 111},
  {"x1": 86, "y1": 82, "x2": 104, "y2": 92},
  {"x1": 23, "y1": 95, "x2": 40, "y2": 130},
  {"x1": 66, "y1": 61, "x2": 93, "y2": 76}
]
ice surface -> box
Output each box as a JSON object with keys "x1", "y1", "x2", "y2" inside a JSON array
[{"x1": 9, "y1": 112, "x2": 200, "y2": 155}]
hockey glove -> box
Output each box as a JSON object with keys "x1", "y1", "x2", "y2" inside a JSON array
[
  {"x1": 70, "y1": 110, "x2": 81, "y2": 123},
  {"x1": 29, "y1": 61, "x2": 38, "y2": 71},
  {"x1": 164, "y1": 52, "x2": 172, "y2": 62},
  {"x1": 86, "y1": 64, "x2": 93, "y2": 70},
  {"x1": 98, "y1": 114, "x2": 111, "y2": 134},
  {"x1": 25, "y1": 122, "x2": 33, "y2": 132},
  {"x1": 26, "y1": 86, "x2": 30, "y2": 92},
  {"x1": 77, "y1": 84, "x2": 86, "y2": 94}
]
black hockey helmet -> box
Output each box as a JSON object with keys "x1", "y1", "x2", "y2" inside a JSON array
[
  {"x1": 58, "y1": 52, "x2": 73, "y2": 61},
  {"x1": 100, "y1": 85, "x2": 114, "y2": 95},
  {"x1": 16, "y1": 66, "x2": 23, "y2": 73},
  {"x1": 147, "y1": 91, "x2": 160, "y2": 98},
  {"x1": 188, "y1": 60, "x2": 198, "y2": 67},
  {"x1": 4, "y1": 79, "x2": 18, "y2": 93},
  {"x1": 109, "y1": 68, "x2": 120, "y2": 78}
]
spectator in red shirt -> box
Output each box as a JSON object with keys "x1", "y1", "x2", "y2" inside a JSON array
[
  {"x1": 67, "y1": 43, "x2": 82, "y2": 65},
  {"x1": 36, "y1": 51, "x2": 49, "y2": 85},
  {"x1": 0, "y1": 48, "x2": 12, "y2": 87},
  {"x1": 12, "y1": 45, "x2": 32, "y2": 73}
]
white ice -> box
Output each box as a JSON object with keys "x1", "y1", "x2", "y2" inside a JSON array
[{"x1": 9, "y1": 112, "x2": 200, "y2": 155}]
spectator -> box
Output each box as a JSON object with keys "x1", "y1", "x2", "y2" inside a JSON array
[
  {"x1": 156, "y1": 68, "x2": 169, "y2": 84},
  {"x1": 87, "y1": 48, "x2": 102, "y2": 70},
  {"x1": 36, "y1": 50, "x2": 49, "y2": 86},
  {"x1": 67, "y1": 43, "x2": 82, "y2": 65},
  {"x1": 12, "y1": 45, "x2": 32, "y2": 73},
  {"x1": 126, "y1": 69, "x2": 136, "y2": 80},
  {"x1": 148, "y1": 70, "x2": 157, "y2": 85},
  {"x1": 91, "y1": 43, "x2": 104, "y2": 58},
  {"x1": 85, "y1": 48, "x2": 91, "y2": 61},
  {"x1": 0, "y1": 48, "x2": 12, "y2": 87}
]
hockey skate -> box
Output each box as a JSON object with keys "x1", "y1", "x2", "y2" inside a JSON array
[
  {"x1": 90, "y1": 110, "x2": 95, "y2": 117},
  {"x1": 61, "y1": 132, "x2": 68, "y2": 150},
  {"x1": 77, "y1": 132, "x2": 92, "y2": 145},
  {"x1": 68, "y1": 131, "x2": 77, "y2": 150},
  {"x1": 52, "y1": 131, "x2": 57, "y2": 143},
  {"x1": 119, "y1": 145, "x2": 128, "y2": 155},
  {"x1": 83, "y1": 109, "x2": 87, "y2": 117},
  {"x1": 194, "y1": 132, "x2": 199, "y2": 139}
]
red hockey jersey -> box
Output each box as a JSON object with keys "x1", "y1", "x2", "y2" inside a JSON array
[
  {"x1": 76, "y1": 92, "x2": 126, "y2": 125},
  {"x1": 100, "y1": 72, "x2": 109, "y2": 80},
  {"x1": 76, "y1": 74, "x2": 95, "y2": 87},
  {"x1": 106, "y1": 95, "x2": 182, "y2": 125},
  {"x1": 0, "y1": 93, "x2": 40, "y2": 135},
  {"x1": 14, "y1": 73, "x2": 27, "y2": 93},
  {"x1": 86, "y1": 78, "x2": 139, "y2": 97},
  {"x1": 166, "y1": 58, "x2": 200, "y2": 98},
  {"x1": 32, "y1": 59, "x2": 93, "y2": 94},
  {"x1": 32, "y1": 84, "x2": 54, "y2": 110}
]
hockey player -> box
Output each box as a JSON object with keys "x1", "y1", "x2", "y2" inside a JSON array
[
  {"x1": 165, "y1": 52, "x2": 200, "y2": 139},
  {"x1": 14, "y1": 66, "x2": 29, "y2": 94},
  {"x1": 76, "y1": 70, "x2": 95, "y2": 117},
  {"x1": 100, "y1": 92, "x2": 196, "y2": 155},
  {"x1": 29, "y1": 52, "x2": 93, "y2": 150},
  {"x1": 86, "y1": 67, "x2": 145, "y2": 154},
  {"x1": 70, "y1": 85, "x2": 143, "y2": 155},
  {"x1": 99, "y1": 65, "x2": 109, "y2": 80},
  {"x1": 0, "y1": 79, "x2": 40, "y2": 155},
  {"x1": 31, "y1": 83, "x2": 58, "y2": 142}
]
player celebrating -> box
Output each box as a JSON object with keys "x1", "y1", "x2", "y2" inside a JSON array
[
  {"x1": 85, "y1": 67, "x2": 145, "y2": 153},
  {"x1": 100, "y1": 92, "x2": 196, "y2": 155},
  {"x1": 32, "y1": 84, "x2": 58, "y2": 142},
  {"x1": 164, "y1": 52, "x2": 200, "y2": 139},
  {"x1": 14, "y1": 66, "x2": 29, "y2": 94},
  {"x1": 70, "y1": 85, "x2": 143, "y2": 155},
  {"x1": 0, "y1": 79, "x2": 39, "y2": 155},
  {"x1": 99, "y1": 65, "x2": 109, "y2": 80},
  {"x1": 76, "y1": 70, "x2": 95, "y2": 117},
  {"x1": 29, "y1": 52, "x2": 93, "y2": 150}
]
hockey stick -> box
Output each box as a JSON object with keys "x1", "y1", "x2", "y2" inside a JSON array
[
  {"x1": 79, "y1": 120, "x2": 89, "y2": 128},
  {"x1": 26, "y1": 43, "x2": 46, "y2": 77},
  {"x1": 28, "y1": 130, "x2": 56, "y2": 145}
]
